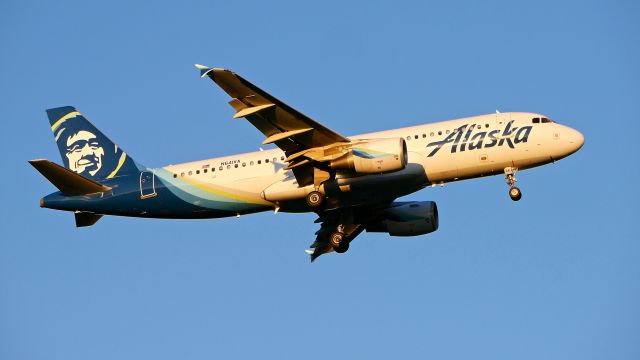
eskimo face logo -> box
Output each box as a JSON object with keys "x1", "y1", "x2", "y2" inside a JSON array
[
  {"x1": 65, "y1": 130, "x2": 105, "y2": 176},
  {"x1": 426, "y1": 120, "x2": 532, "y2": 157}
]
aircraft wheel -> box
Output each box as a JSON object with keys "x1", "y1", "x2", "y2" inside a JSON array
[
  {"x1": 509, "y1": 187, "x2": 522, "y2": 201},
  {"x1": 335, "y1": 242, "x2": 350, "y2": 254},
  {"x1": 329, "y1": 232, "x2": 343, "y2": 249},
  {"x1": 306, "y1": 191, "x2": 325, "y2": 209}
]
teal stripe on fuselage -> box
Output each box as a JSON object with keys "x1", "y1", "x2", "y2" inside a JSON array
[
  {"x1": 41, "y1": 170, "x2": 271, "y2": 219},
  {"x1": 153, "y1": 168, "x2": 271, "y2": 214}
]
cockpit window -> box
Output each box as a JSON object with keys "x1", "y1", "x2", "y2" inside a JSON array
[{"x1": 533, "y1": 117, "x2": 555, "y2": 124}]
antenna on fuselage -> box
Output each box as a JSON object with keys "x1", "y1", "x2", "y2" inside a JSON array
[{"x1": 496, "y1": 109, "x2": 501, "y2": 114}]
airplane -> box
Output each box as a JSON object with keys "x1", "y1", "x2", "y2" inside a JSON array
[{"x1": 30, "y1": 65, "x2": 585, "y2": 261}]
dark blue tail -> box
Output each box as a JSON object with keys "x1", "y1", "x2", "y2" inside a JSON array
[{"x1": 46, "y1": 106, "x2": 142, "y2": 180}]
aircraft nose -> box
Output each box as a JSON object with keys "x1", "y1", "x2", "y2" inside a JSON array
[{"x1": 567, "y1": 127, "x2": 585, "y2": 153}]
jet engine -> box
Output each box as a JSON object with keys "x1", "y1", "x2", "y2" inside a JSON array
[
  {"x1": 366, "y1": 201, "x2": 439, "y2": 236},
  {"x1": 330, "y1": 138, "x2": 407, "y2": 174}
]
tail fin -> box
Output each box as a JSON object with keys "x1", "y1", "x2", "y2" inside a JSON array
[{"x1": 46, "y1": 106, "x2": 142, "y2": 180}]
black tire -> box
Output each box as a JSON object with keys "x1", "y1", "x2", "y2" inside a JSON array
[
  {"x1": 335, "y1": 242, "x2": 350, "y2": 254},
  {"x1": 509, "y1": 187, "x2": 522, "y2": 201},
  {"x1": 306, "y1": 191, "x2": 324, "y2": 208},
  {"x1": 329, "y1": 232, "x2": 343, "y2": 249}
]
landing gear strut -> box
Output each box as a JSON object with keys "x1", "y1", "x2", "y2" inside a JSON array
[{"x1": 504, "y1": 167, "x2": 522, "y2": 201}]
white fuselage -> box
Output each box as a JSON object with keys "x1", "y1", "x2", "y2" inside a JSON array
[{"x1": 159, "y1": 112, "x2": 584, "y2": 213}]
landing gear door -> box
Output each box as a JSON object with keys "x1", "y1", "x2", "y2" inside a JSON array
[{"x1": 140, "y1": 171, "x2": 157, "y2": 199}]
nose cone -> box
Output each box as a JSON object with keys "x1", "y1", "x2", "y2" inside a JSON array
[{"x1": 566, "y1": 127, "x2": 585, "y2": 154}]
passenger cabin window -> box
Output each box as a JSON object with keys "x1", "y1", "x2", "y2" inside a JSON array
[
  {"x1": 188, "y1": 171, "x2": 192, "y2": 176},
  {"x1": 196, "y1": 170, "x2": 200, "y2": 174},
  {"x1": 173, "y1": 174, "x2": 177, "y2": 178},
  {"x1": 414, "y1": 135, "x2": 419, "y2": 139},
  {"x1": 234, "y1": 164, "x2": 238, "y2": 168},
  {"x1": 265, "y1": 159, "x2": 269, "y2": 163},
  {"x1": 258, "y1": 160, "x2": 261, "y2": 164}
]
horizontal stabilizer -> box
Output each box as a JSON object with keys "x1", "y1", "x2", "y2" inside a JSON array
[
  {"x1": 29, "y1": 159, "x2": 112, "y2": 196},
  {"x1": 75, "y1": 212, "x2": 103, "y2": 227}
]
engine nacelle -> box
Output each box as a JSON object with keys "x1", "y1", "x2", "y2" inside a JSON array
[
  {"x1": 330, "y1": 138, "x2": 407, "y2": 174},
  {"x1": 366, "y1": 201, "x2": 439, "y2": 236}
]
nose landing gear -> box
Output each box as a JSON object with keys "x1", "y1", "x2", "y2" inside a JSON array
[{"x1": 504, "y1": 167, "x2": 522, "y2": 201}]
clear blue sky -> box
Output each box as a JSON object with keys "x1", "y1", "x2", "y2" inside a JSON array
[{"x1": 1, "y1": 1, "x2": 638, "y2": 359}]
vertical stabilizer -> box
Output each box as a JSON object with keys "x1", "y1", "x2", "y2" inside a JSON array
[{"x1": 46, "y1": 106, "x2": 142, "y2": 180}]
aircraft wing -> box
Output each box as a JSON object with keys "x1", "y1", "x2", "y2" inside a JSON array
[{"x1": 197, "y1": 65, "x2": 350, "y2": 150}]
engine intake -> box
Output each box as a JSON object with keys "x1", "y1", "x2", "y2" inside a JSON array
[
  {"x1": 366, "y1": 201, "x2": 439, "y2": 236},
  {"x1": 330, "y1": 138, "x2": 407, "y2": 174}
]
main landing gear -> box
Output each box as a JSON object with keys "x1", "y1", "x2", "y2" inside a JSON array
[
  {"x1": 330, "y1": 221, "x2": 361, "y2": 254},
  {"x1": 306, "y1": 190, "x2": 325, "y2": 210},
  {"x1": 329, "y1": 230, "x2": 349, "y2": 253},
  {"x1": 504, "y1": 166, "x2": 522, "y2": 201}
]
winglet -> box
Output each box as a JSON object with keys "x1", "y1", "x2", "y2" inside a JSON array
[{"x1": 195, "y1": 64, "x2": 214, "y2": 78}]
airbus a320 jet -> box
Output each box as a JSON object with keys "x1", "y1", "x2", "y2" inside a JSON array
[{"x1": 30, "y1": 65, "x2": 584, "y2": 260}]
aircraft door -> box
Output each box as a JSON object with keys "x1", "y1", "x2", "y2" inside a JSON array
[{"x1": 140, "y1": 171, "x2": 157, "y2": 199}]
